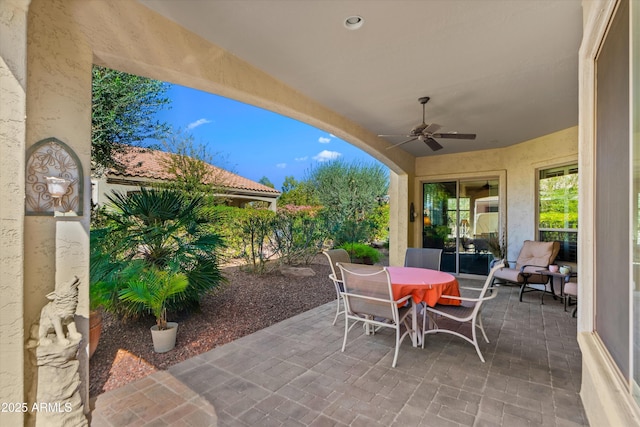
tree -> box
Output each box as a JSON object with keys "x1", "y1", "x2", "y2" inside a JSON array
[
  {"x1": 159, "y1": 129, "x2": 232, "y2": 204},
  {"x1": 91, "y1": 65, "x2": 171, "y2": 171},
  {"x1": 258, "y1": 176, "x2": 275, "y2": 189},
  {"x1": 278, "y1": 175, "x2": 318, "y2": 206},
  {"x1": 305, "y1": 159, "x2": 388, "y2": 244}
]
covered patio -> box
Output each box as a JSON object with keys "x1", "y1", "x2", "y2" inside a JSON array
[
  {"x1": 2, "y1": 1, "x2": 638, "y2": 425},
  {"x1": 91, "y1": 279, "x2": 586, "y2": 426}
]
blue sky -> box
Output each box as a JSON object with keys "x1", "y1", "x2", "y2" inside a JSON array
[{"x1": 153, "y1": 84, "x2": 382, "y2": 190}]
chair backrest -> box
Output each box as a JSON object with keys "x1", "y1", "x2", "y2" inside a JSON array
[
  {"x1": 337, "y1": 262, "x2": 394, "y2": 320},
  {"x1": 482, "y1": 260, "x2": 506, "y2": 296},
  {"x1": 471, "y1": 259, "x2": 506, "y2": 314},
  {"x1": 404, "y1": 248, "x2": 443, "y2": 270},
  {"x1": 323, "y1": 249, "x2": 351, "y2": 281},
  {"x1": 515, "y1": 240, "x2": 560, "y2": 269}
]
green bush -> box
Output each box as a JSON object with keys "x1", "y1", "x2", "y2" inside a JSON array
[
  {"x1": 237, "y1": 207, "x2": 277, "y2": 273},
  {"x1": 272, "y1": 205, "x2": 327, "y2": 266},
  {"x1": 90, "y1": 188, "x2": 226, "y2": 315},
  {"x1": 337, "y1": 242, "x2": 381, "y2": 264},
  {"x1": 368, "y1": 203, "x2": 389, "y2": 243},
  {"x1": 206, "y1": 205, "x2": 246, "y2": 259}
]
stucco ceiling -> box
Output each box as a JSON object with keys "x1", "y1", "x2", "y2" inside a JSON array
[{"x1": 138, "y1": 0, "x2": 583, "y2": 158}]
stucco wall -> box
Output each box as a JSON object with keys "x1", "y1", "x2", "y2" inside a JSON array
[
  {"x1": 0, "y1": 0, "x2": 29, "y2": 424},
  {"x1": 414, "y1": 126, "x2": 578, "y2": 262},
  {"x1": 22, "y1": 0, "x2": 93, "y2": 420}
]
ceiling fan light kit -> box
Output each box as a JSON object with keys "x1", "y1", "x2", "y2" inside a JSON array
[{"x1": 380, "y1": 96, "x2": 477, "y2": 151}]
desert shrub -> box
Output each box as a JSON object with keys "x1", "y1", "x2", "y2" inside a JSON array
[
  {"x1": 237, "y1": 207, "x2": 278, "y2": 273},
  {"x1": 272, "y1": 205, "x2": 327, "y2": 265},
  {"x1": 337, "y1": 242, "x2": 381, "y2": 264},
  {"x1": 207, "y1": 205, "x2": 246, "y2": 259},
  {"x1": 368, "y1": 203, "x2": 390, "y2": 243}
]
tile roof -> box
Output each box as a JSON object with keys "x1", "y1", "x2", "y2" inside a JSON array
[{"x1": 109, "y1": 146, "x2": 280, "y2": 195}]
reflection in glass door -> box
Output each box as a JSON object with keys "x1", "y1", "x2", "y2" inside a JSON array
[{"x1": 423, "y1": 179, "x2": 500, "y2": 275}]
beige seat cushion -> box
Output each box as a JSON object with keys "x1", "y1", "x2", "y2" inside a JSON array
[
  {"x1": 494, "y1": 240, "x2": 561, "y2": 285},
  {"x1": 515, "y1": 240, "x2": 560, "y2": 269}
]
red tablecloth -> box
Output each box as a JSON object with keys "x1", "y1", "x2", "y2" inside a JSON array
[{"x1": 387, "y1": 266, "x2": 461, "y2": 307}]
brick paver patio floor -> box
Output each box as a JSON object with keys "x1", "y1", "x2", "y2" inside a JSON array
[{"x1": 91, "y1": 278, "x2": 587, "y2": 426}]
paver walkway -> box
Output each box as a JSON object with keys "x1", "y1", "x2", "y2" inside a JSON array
[{"x1": 91, "y1": 279, "x2": 587, "y2": 426}]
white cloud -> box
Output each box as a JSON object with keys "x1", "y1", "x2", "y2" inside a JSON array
[
  {"x1": 313, "y1": 150, "x2": 341, "y2": 162},
  {"x1": 329, "y1": 134, "x2": 336, "y2": 138},
  {"x1": 318, "y1": 136, "x2": 331, "y2": 144},
  {"x1": 186, "y1": 118, "x2": 212, "y2": 130},
  {"x1": 294, "y1": 156, "x2": 308, "y2": 161},
  {"x1": 276, "y1": 163, "x2": 287, "y2": 169}
]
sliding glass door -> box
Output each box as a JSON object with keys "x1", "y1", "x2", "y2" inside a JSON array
[{"x1": 423, "y1": 179, "x2": 500, "y2": 275}]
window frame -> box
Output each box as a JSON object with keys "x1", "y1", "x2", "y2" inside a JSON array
[{"x1": 536, "y1": 162, "x2": 579, "y2": 263}]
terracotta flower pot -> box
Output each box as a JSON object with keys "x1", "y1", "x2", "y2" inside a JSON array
[
  {"x1": 89, "y1": 309, "x2": 103, "y2": 359},
  {"x1": 150, "y1": 322, "x2": 178, "y2": 353}
]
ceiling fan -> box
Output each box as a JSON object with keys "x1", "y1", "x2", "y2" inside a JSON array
[{"x1": 379, "y1": 97, "x2": 476, "y2": 151}]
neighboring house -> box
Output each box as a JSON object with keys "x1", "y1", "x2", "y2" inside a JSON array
[{"x1": 92, "y1": 146, "x2": 280, "y2": 211}]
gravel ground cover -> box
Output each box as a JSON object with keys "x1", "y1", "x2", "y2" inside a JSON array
[{"x1": 89, "y1": 255, "x2": 338, "y2": 397}]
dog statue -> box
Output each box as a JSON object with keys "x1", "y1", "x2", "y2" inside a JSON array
[{"x1": 38, "y1": 276, "x2": 82, "y2": 346}]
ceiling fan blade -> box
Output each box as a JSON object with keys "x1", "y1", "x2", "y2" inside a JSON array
[
  {"x1": 424, "y1": 137, "x2": 444, "y2": 151},
  {"x1": 378, "y1": 134, "x2": 412, "y2": 137},
  {"x1": 386, "y1": 137, "x2": 418, "y2": 150},
  {"x1": 424, "y1": 123, "x2": 441, "y2": 134},
  {"x1": 431, "y1": 132, "x2": 477, "y2": 140}
]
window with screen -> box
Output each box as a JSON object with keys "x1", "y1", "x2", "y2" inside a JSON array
[{"x1": 538, "y1": 164, "x2": 578, "y2": 263}]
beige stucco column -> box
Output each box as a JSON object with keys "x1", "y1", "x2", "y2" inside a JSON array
[
  {"x1": 21, "y1": 0, "x2": 93, "y2": 421},
  {"x1": 388, "y1": 171, "x2": 410, "y2": 266},
  {"x1": 0, "y1": 0, "x2": 30, "y2": 425}
]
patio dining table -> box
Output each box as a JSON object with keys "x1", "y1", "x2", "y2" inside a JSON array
[{"x1": 386, "y1": 266, "x2": 460, "y2": 347}]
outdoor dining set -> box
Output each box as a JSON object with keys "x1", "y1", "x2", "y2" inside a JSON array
[{"x1": 323, "y1": 240, "x2": 577, "y2": 368}]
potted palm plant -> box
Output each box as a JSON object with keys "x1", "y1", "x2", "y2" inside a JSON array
[
  {"x1": 118, "y1": 263, "x2": 189, "y2": 353},
  {"x1": 90, "y1": 188, "x2": 226, "y2": 352}
]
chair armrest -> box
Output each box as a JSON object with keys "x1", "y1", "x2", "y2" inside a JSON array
[
  {"x1": 395, "y1": 294, "x2": 413, "y2": 305},
  {"x1": 328, "y1": 273, "x2": 343, "y2": 283},
  {"x1": 340, "y1": 292, "x2": 411, "y2": 306},
  {"x1": 459, "y1": 286, "x2": 483, "y2": 292},
  {"x1": 438, "y1": 290, "x2": 498, "y2": 303},
  {"x1": 519, "y1": 263, "x2": 547, "y2": 273}
]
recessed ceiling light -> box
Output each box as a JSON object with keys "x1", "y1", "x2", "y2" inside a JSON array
[{"x1": 344, "y1": 15, "x2": 363, "y2": 30}]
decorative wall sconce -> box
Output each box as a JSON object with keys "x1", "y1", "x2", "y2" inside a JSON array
[
  {"x1": 409, "y1": 202, "x2": 416, "y2": 222},
  {"x1": 25, "y1": 138, "x2": 83, "y2": 216},
  {"x1": 45, "y1": 177, "x2": 72, "y2": 211}
]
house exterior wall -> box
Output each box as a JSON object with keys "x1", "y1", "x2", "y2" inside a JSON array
[
  {"x1": 577, "y1": 0, "x2": 640, "y2": 425},
  {"x1": 21, "y1": 0, "x2": 94, "y2": 420},
  {"x1": 94, "y1": 177, "x2": 280, "y2": 211},
  {"x1": 414, "y1": 127, "x2": 578, "y2": 263},
  {"x1": 0, "y1": 0, "x2": 29, "y2": 424}
]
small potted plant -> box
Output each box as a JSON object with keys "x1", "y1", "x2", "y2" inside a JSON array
[{"x1": 118, "y1": 264, "x2": 189, "y2": 353}]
